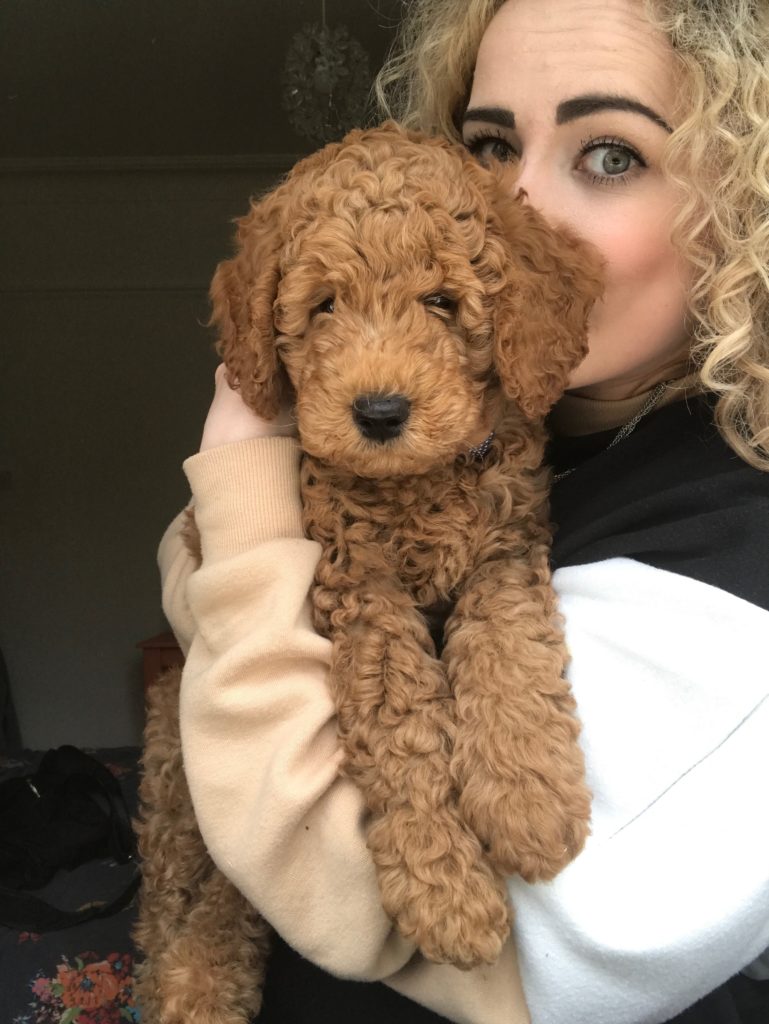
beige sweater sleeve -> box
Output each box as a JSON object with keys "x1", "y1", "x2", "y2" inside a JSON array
[{"x1": 159, "y1": 436, "x2": 529, "y2": 1024}]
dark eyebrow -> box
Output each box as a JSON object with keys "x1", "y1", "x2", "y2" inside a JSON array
[
  {"x1": 556, "y1": 94, "x2": 673, "y2": 133},
  {"x1": 462, "y1": 106, "x2": 516, "y2": 130},
  {"x1": 463, "y1": 95, "x2": 673, "y2": 135}
]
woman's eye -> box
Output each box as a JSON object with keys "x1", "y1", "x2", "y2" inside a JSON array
[
  {"x1": 313, "y1": 297, "x2": 335, "y2": 315},
  {"x1": 465, "y1": 134, "x2": 517, "y2": 165},
  {"x1": 423, "y1": 294, "x2": 457, "y2": 315},
  {"x1": 578, "y1": 139, "x2": 645, "y2": 184}
]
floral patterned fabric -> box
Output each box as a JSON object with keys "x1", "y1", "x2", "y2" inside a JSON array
[
  {"x1": 18, "y1": 944, "x2": 137, "y2": 1023},
  {"x1": 0, "y1": 749, "x2": 143, "y2": 1024}
]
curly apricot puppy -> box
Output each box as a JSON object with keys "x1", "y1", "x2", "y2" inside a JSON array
[{"x1": 136, "y1": 120, "x2": 602, "y2": 1021}]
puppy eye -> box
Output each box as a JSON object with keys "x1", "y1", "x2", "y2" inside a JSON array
[
  {"x1": 423, "y1": 294, "x2": 457, "y2": 314},
  {"x1": 313, "y1": 297, "x2": 335, "y2": 316}
]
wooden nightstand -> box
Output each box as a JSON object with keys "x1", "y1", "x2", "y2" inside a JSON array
[{"x1": 137, "y1": 631, "x2": 185, "y2": 698}]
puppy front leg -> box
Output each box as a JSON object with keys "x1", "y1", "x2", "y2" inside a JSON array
[
  {"x1": 444, "y1": 544, "x2": 591, "y2": 883},
  {"x1": 317, "y1": 577, "x2": 510, "y2": 968}
]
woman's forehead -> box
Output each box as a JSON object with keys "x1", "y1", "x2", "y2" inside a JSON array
[{"x1": 472, "y1": 0, "x2": 679, "y2": 127}]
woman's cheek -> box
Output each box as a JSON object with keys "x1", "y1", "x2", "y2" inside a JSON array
[{"x1": 568, "y1": 212, "x2": 691, "y2": 387}]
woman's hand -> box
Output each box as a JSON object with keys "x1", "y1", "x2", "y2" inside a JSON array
[{"x1": 199, "y1": 364, "x2": 298, "y2": 452}]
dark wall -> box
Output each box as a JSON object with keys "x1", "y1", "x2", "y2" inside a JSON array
[
  {"x1": 1, "y1": 0, "x2": 401, "y2": 158},
  {"x1": 0, "y1": 0, "x2": 401, "y2": 749}
]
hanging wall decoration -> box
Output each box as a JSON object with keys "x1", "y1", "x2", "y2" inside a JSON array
[{"x1": 282, "y1": 0, "x2": 372, "y2": 147}]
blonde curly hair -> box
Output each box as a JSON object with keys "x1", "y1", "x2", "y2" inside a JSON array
[{"x1": 375, "y1": 0, "x2": 769, "y2": 470}]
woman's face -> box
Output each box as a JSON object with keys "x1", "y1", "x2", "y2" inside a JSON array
[{"x1": 464, "y1": 0, "x2": 691, "y2": 399}]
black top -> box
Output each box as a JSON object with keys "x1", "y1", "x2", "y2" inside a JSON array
[{"x1": 548, "y1": 394, "x2": 769, "y2": 612}]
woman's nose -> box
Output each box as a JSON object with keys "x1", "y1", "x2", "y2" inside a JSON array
[
  {"x1": 510, "y1": 159, "x2": 549, "y2": 212},
  {"x1": 510, "y1": 160, "x2": 571, "y2": 229}
]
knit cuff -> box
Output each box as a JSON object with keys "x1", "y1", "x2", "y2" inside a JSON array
[{"x1": 183, "y1": 436, "x2": 304, "y2": 562}]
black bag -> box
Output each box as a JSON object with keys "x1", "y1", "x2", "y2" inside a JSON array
[{"x1": 0, "y1": 745, "x2": 140, "y2": 931}]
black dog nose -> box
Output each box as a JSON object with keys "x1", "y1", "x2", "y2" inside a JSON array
[{"x1": 352, "y1": 393, "x2": 411, "y2": 442}]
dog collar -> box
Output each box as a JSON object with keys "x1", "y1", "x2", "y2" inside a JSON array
[{"x1": 467, "y1": 431, "x2": 496, "y2": 461}]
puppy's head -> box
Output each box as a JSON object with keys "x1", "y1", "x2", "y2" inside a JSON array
[{"x1": 211, "y1": 121, "x2": 603, "y2": 478}]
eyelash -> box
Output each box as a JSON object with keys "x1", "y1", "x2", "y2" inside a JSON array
[
  {"x1": 464, "y1": 130, "x2": 647, "y2": 187},
  {"x1": 579, "y1": 135, "x2": 647, "y2": 186},
  {"x1": 465, "y1": 128, "x2": 515, "y2": 161}
]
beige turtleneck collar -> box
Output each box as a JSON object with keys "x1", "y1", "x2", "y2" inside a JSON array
[{"x1": 549, "y1": 373, "x2": 702, "y2": 438}]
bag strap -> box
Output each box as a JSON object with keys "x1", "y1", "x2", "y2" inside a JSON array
[{"x1": 0, "y1": 868, "x2": 141, "y2": 933}]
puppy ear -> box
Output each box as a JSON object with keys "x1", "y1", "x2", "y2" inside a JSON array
[
  {"x1": 209, "y1": 191, "x2": 288, "y2": 421},
  {"x1": 210, "y1": 138, "x2": 348, "y2": 419},
  {"x1": 488, "y1": 186, "x2": 605, "y2": 419}
]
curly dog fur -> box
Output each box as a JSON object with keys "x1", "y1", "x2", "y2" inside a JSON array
[
  {"x1": 133, "y1": 663, "x2": 271, "y2": 1023},
  {"x1": 134, "y1": 121, "x2": 603, "y2": 1022}
]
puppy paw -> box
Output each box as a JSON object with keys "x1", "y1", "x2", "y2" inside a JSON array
[
  {"x1": 367, "y1": 807, "x2": 511, "y2": 968},
  {"x1": 459, "y1": 770, "x2": 591, "y2": 882},
  {"x1": 402, "y1": 875, "x2": 511, "y2": 970}
]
